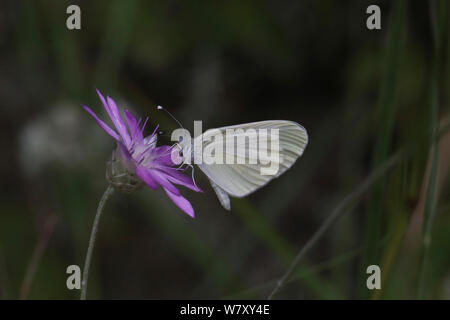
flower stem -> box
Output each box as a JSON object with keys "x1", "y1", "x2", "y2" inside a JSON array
[{"x1": 81, "y1": 184, "x2": 114, "y2": 300}]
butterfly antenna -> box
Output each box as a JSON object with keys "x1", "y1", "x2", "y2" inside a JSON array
[
  {"x1": 187, "y1": 164, "x2": 199, "y2": 190},
  {"x1": 157, "y1": 105, "x2": 184, "y2": 129}
]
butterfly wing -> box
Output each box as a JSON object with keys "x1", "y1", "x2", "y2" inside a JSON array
[
  {"x1": 195, "y1": 120, "x2": 308, "y2": 209},
  {"x1": 209, "y1": 179, "x2": 231, "y2": 210}
]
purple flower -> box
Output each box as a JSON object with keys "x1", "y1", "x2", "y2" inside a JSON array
[{"x1": 83, "y1": 89, "x2": 201, "y2": 218}]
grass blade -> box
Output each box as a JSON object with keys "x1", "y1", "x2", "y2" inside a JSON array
[
  {"x1": 360, "y1": 0, "x2": 406, "y2": 297},
  {"x1": 416, "y1": 0, "x2": 447, "y2": 299},
  {"x1": 268, "y1": 151, "x2": 404, "y2": 299}
]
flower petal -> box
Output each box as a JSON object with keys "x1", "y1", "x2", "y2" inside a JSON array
[
  {"x1": 117, "y1": 141, "x2": 133, "y2": 163},
  {"x1": 144, "y1": 134, "x2": 157, "y2": 148},
  {"x1": 157, "y1": 167, "x2": 202, "y2": 192},
  {"x1": 164, "y1": 188, "x2": 195, "y2": 218},
  {"x1": 106, "y1": 96, "x2": 131, "y2": 146},
  {"x1": 150, "y1": 169, "x2": 180, "y2": 195},
  {"x1": 136, "y1": 166, "x2": 158, "y2": 190},
  {"x1": 96, "y1": 89, "x2": 116, "y2": 127},
  {"x1": 95, "y1": 88, "x2": 109, "y2": 111},
  {"x1": 83, "y1": 105, "x2": 120, "y2": 141},
  {"x1": 124, "y1": 109, "x2": 142, "y2": 142},
  {"x1": 95, "y1": 89, "x2": 131, "y2": 146},
  {"x1": 151, "y1": 145, "x2": 176, "y2": 166}
]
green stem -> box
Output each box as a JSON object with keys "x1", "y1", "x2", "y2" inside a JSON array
[
  {"x1": 81, "y1": 185, "x2": 114, "y2": 300},
  {"x1": 416, "y1": 0, "x2": 446, "y2": 300},
  {"x1": 268, "y1": 152, "x2": 403, "y2": 300}
]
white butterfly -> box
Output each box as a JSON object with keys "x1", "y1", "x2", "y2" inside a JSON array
[
  {"x1": 158, "y1": 108, "x2": 308, "y2": 210},
  {"x1": 186, "y1": 120, "x2": 308, "y2": 210}
]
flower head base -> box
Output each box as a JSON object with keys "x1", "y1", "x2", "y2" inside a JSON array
[
  {"x1": 83, "y1": 89, "x2": 201, "y2": 217},
  {"x1": 106, "y1": 147, "x2": 143, "y2": 193}
]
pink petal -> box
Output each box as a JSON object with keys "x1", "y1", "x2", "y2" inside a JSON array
[
  {"x1": 124, "y1": 109, "x2": 142, "y2": 142},
  {"x1": 117, "y1": 141, "x2": 133, "y2": 162},
  {"x1": 150, "y1": 170, "x2": 180, "y2": 195},
  {"x1": 164, "y1": 188, "x2": 195, "y2": 218},
  {"x1": 96, "y1": 89, "x2": 116, "y2": 127},
  {"x1": 95, "y1": 88, "x2": 109, "y2": 112},
  {"x1": 96, "y1": 89, "x2": 130, "y2": 145},
  {"x1": 106, "y1": 96, "x2": 131, "y2": 146},
  {"x1": 136, "y1": 166, "x2": 158, "y2": 190},
  {"x1": 157, "y1": 167, "x2": 202, "y2": 192},
  {"x1": 151, "y1": 145, "x2": 176, "y2": 166},
  {"x1": 83, "y1": 105, "x2": 120, "y2": 141}
]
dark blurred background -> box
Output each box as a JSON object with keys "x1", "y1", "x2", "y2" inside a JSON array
[{"x1": 0, "y1": 0, "x2": 449, "y2": 299}]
